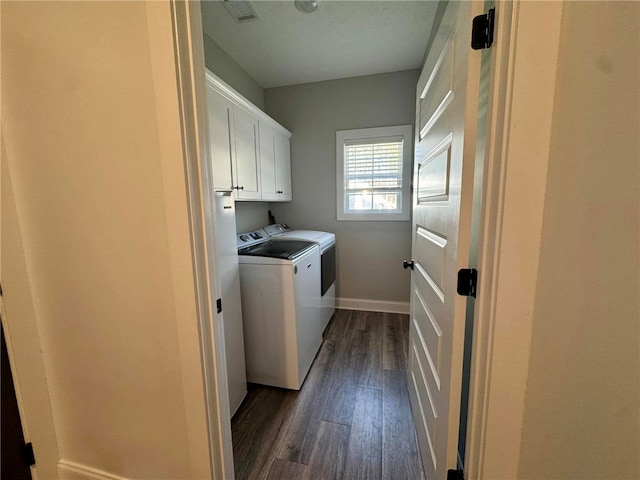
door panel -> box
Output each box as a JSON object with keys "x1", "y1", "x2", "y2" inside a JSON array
[
  {"x1": 417, "y1": 138, "x2": 452, "y2": 203},
  {"x1": 415, "y1": 227, "x2": 448, "y2": 296},
  {"x1": 418, "y1": 37, "x2": 455, "y2": 141},
  {"x1": 274, "y1": 135, "x2": 292, "y2": 200},
  {"x1": 408, "y1": 2, "x2": 482, "y2": 479},
  {"x1": 259, "y1": 123, "x2": 278, "y2": 200},
  {"x1": 233, "y1": 107, "x2": 261, "y2": 200},
  {"x1": 409, "y1": 343, "x2": 439, "y2": 466},
  {"x1": 206, "y1": 87, "x2": 234, "y2": 192},
  {"x1": 413, "y1": 289, "x2": 443, "y2": 389}
]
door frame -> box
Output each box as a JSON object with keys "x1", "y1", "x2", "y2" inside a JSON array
[
  {"x1": 172, "y1": 1, "x2": 568, "y2": 478},
  {"x1": 463, "y1": 1, "x2": 564, "y2": 478},
  {"x1": 1, "y1": 146, "x2": 61, "y2": 478},
  {"x1": 1, "y1": 1, "x2": 566, "y2": 478},
  {"x1": 170, "y1": 1, "x2": 235, "y2": 478},
  {"x1": 2, "y1": 1, "x2": 235, "y2": 479}
]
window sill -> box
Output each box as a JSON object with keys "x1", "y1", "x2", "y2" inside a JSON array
[{"x1": 337, "y1": 211, "x2": 410, "y2": 221}]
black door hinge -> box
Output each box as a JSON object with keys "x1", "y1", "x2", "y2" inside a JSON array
[
  {"x1": 216, "y1": 298, "x2": 222, "y2": 314},
  {"x1": 24, "y1": 442, "x2": 35, "y2": 467},
  {"x1": 447, "y1": 469, "x2": 464, "y2": 480},
  {"x1": 471, "y1": 7, "x2": 495, "y2": 50},
  {"x1": 457, "y1": 268, "x2": 478, "y2": 298}
]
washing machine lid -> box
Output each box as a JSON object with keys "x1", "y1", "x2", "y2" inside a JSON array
[{"x1": 238, "y1": 239, "x2": 316, "y2": 260}]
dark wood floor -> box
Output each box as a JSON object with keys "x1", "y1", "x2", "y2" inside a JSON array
[{"x1": 231, "y1": 309, "x2": 426, "y2": 480}]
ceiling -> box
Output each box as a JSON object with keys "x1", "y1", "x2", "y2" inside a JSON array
[{"x1": 200, "y1": 0, "x2": 439, "y2": 88}]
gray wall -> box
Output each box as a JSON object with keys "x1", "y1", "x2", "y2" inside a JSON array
[
  {"x1": 202, "y1": 32, "x2": 265, "y2": 110},
  {"x1": 518, "y1": 2, "x2": 639, "y2": 478},
  {"x1": 264, "y1": 70, "x2": 419, "y2": 303},
  {"x1": 234, "y1": 202, "x2": 270, "y2": 233}
]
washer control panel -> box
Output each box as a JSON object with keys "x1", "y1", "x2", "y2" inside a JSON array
[
  {"x1": 263, "y1": 223, "x2": 291, "y2": 236},
  {"x1": 236, "y1": 229, "x2": 269, "y2": 249}
]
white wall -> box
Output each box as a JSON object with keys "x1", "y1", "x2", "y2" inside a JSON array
[
  {"x1": 265, "y1": 71, "x2": 418, "y2": 304},
  {"x1": 518, "y1": 2, "x2": 640, "y2": 478},
  {"x1": 2, "y1": 2, "x2": 210, "y2": 478}
]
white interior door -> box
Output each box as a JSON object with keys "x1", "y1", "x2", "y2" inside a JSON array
[{"x1": 407, "y1": 2, "x2": 483, "y2": 479}]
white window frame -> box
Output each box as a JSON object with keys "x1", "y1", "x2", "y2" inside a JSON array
[{"x1": 336, "y1": 125, "x2": 413, "y2": 221}]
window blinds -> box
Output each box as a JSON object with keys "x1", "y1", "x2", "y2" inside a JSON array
[
  {"x1": 344, "y1": 136, "x2": 404, "y2": 190},
  {"x1": 343, "y1": 136, "x2": 404, "y2": 212}
]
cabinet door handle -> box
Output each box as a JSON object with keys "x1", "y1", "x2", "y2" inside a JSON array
[{"x1": 238, "y1": 186, "x2": 244, "y2": 190}]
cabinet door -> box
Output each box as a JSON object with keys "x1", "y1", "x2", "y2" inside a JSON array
[
  {"x1": 259, "y1": 123, "x2": 279, "y2": 201},
  {"x1": 274, "y1": 135, "x2": 292, "y2": 201},
  {"x1": 206, "y1": 86, "x2": 234, "y2": 191},
  {"x1": 233, "y1": 107, "x2": 261, "y2": 200}
]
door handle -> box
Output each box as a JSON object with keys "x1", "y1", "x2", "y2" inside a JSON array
[{"x1": 403, "y1": 260, "x2": 415, "y2": 270}]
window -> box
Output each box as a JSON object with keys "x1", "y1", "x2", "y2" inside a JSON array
[{"x1": 336, "y1": 125, "x2": 413, "y2": 221}]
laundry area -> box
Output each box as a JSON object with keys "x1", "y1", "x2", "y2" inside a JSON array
[
  {"x1": 5, "y1": 1, "x2": 636, "y2": 479},
  {"x1": 202, "y1": 2, "x2": 422, "y2": 408},
  {"x1": 200, "y1": 1, "x2": 430, "y2": 477}
]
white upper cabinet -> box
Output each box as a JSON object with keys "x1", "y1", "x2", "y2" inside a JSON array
[
  {"x1": 259, "y1": 123, "x2": 278, "y2": 200},
  {"x1": 206, "y1": 87, "x2": 234, "y2": 192},
  {"x1": 274, "y1": 134, "x2": 292, "y2": 201},
  {"x1": 232, "y1": 107, "x2": 261, "y2": 200},
  {"x1": 205, "y1": 70, "x2": 292, "y2": 202},
  {"x1": 260, "y1": 123, "x2": 292, "y2": 201}
]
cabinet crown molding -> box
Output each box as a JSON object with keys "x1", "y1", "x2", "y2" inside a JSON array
[{"x1": 205, "y1": 69, "x2": 291, "y2": 138}]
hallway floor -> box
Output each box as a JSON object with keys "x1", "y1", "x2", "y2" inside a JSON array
[{"x1": 231, "y1": 309, "x2": 426, "y2": 480}]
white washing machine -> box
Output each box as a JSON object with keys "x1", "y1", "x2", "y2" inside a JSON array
[
  {"x1": 263, "y1": 224, "x2": 336, "y2": 332},
  {"x1": 237, "y1": 230, "x2": 323, "y2": 390}
]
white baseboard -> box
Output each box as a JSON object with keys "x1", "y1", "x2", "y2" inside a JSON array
[
  {"x1": 336, "y1": 297, "x2": 410, "y2": 315},
  {"x1": 58, "y1": 460, "x2": 132, "y2": 480}
]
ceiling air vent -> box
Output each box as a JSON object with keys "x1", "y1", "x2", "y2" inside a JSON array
[{"x1": 221, "y1": 0, "x2": 259, "y2": 23}]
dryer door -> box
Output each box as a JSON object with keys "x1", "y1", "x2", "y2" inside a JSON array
[{"x1": 321, "y1": 244, "x2": 336, "y2": 296}]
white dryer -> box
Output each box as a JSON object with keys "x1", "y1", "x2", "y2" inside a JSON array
[
  {"x1": 263, "y1": 224, "x2": 336, "y2": 331},
  {"x1": 237, "y1": 230, "x2": 323, "y2": 390}
]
